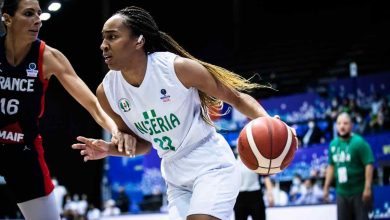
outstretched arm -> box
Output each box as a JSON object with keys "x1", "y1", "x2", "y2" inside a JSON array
[
  {"x1": 96, "y1": 83, "x2": 152, "y2": 156},
  {"x1": 71, "y1": 84, "x2": 153, "y2": 161},
  {"x1": 42, "y1": 45, "x2": 118, "y2": 134}
]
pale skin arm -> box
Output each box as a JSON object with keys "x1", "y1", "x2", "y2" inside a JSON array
[
  {"x1": 72, "y1": 84, "x2": 152, "y2": 161},
  {"x1": 42, "y1": 45, "x2": 118, "y2": 135},
  {"x1": 264, "y1": 176, "x2": 275, "y2": 207},
  {"x1": 42, "y1": 44, "x2": 134, "y2": 147},
  {"x1": 323, "y1": 164, "x2": 334, "y2": 202},
  {"x1": 362, "y1": 164, "x2": 373, "y2": 203}
]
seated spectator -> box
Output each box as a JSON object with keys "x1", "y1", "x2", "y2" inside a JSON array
[
  {"x1": 302, "y1": 119, "x2": 324, "y2": 147},
  {"x1": 353, "y1": 112, "x2": 367, "y2": 135},
  {"x1": 116, "y1": 186, "x2": 131, "y2": 213},
  {"x1": 77, "y1": 193, "x2": 88, "y2": 218},
  {"x1": 295, "y1": 177, "x2": 323, "y2": 205},
  {"x1": 289, "y1": 173, "x2": 306, "y2": 203},
  {"x1": 264, "y1": 179, "x2": 288, "y2": 207},
  {"x1": 86, "y1": 204, "x2": 101, "y2": 220},
  {"x1": 52, "y1": 177, "x2": 67, "y2": 216},
  {"x1": 139, "y1": 187, "x2": 163, "y2": 212},
  {"x1": 63, "y1": 194, "x2": 78, "y2": 220},
  {"x1": 102, "y1": 199, "x2": 121, "y2": 217},
  {"x1": 383, "y1": 99, "x2": 390, "y2": 130}
]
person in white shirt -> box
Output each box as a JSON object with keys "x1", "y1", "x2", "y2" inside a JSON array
[
  {"x1": 234, "y1": 153, "x2": 274, "y2": 220},
  {"x1": 102, "y1": 199, "x2": 121, "y2": 217},
  {"x1": 86, "y1": 204, "x2": 101, "y2": 220},
  {"x1": 264, "y1": 179, "x2": 289, "y2": 207},
  {"x1": 295, "y1": 177, "x2": 323, "y2": 205},
  {"x1": 52, "y1": 177, "x2": 67, "y2": 215},
  {"x1": 289, "y1": 173, "x2": 306, "y2": 204}
]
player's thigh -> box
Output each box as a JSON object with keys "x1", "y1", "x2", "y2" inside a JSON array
[
  {"x1": 167, "y1": 183, "x2": 192, "y2": 220},
  {"x1": 188, "y1": 163, "x2": 240, "y2": 220},
  {"x1": 2, "y1": 143, "x2": 53, "y2": 203}
]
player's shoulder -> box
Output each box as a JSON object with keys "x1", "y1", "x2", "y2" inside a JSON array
[
  {"x1": 149, "y1": 51, "x2": 179, "y2": 64},
  {"x1": 43, "y1": 44, "x2": 65, "y2": 60}
]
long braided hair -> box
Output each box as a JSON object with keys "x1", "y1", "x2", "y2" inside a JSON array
[{"x1": 116, "y1": 6, "x2": 270, "y2": 125}]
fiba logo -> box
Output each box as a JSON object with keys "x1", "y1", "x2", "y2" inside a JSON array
[
  {"x1": 26, "y1": 62, "x2": 38, "y2": 77},
  {"x1": 29, "y1": 63, "x2": 37, "y2": 69},
  {"x1": 118, "y1": 98, "x2": 131, "y2": 112},
  {"x1": 160, "y1": 89, "x2": 171, "y2": 102}
]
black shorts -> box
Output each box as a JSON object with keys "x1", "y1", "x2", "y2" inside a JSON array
[{"x1": 0, "y1": 136, "x2": 54, "y2": 203}]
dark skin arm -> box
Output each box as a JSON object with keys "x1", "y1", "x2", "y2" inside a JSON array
[{"x1": 174, "y1": 57, "x2": 270, "y2": 119}]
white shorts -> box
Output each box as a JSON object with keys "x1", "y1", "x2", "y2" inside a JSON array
[
  {"x1": 17, "y1": 191, "x2": 60, "y2": 220},
  {"x1": 161, "y1": 133, "x2": 241, "y2": 220}
]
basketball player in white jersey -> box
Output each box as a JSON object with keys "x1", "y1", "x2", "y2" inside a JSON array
[{"x1": 72, "y1": 6, "x2": 294, "y2": 220}]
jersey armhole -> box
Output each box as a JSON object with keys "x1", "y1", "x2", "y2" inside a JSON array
[
  {"x1": 102, "y1": 76, "x2": 121, "y2": 115},
  {"x1": 168, "y1": 54, "x2": 191, "y2": 92},
  {"x1": 38, "y1": 41, "x2": 49, "y2": 118}
]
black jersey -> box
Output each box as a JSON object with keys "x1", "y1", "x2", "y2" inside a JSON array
[{"x1": 0, "y1": 36, "x2": 48, "y2": 144}]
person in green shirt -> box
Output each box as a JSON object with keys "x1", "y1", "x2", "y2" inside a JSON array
[{"x1": 323, "y1": 112, "x2": 374, "y2": 220}]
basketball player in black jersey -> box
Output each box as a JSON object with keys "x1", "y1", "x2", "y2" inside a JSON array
[{"x1": 0, "y1": 0, "x2": 131, "y2": 219}]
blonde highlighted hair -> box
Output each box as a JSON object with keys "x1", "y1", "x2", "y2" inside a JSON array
[{"x1": 116, "y1": 6, "x2": 270, "y2": 125}]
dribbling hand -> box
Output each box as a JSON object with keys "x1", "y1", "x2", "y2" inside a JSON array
[{"x1": 273, "y1": 115, "x2": 299, "y2": 148}]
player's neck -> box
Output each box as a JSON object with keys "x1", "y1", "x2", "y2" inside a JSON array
[{"x1": 5, "y1": 35, "x2": 32, "y2": 66}]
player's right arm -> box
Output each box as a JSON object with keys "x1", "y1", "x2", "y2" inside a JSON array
[
  {"x1": 72, "y1": 84, "x2": 152, "y2": 161},
  {"x1": 96, "y1": 83, "x2": 152, "y2": 156}
]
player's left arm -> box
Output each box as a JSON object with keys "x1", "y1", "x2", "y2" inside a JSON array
[
  {"x1": 174, "y1": 57, "x2": 269, "y2": 120},
  {"x1": 42, "y1": 44, "x2": 118, "y2": 134},
  {"x1": 360, "y1": 140, "x2": 375, "y2": 202}
]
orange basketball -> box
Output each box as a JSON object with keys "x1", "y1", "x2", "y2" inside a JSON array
[{"x1": 237, "y1": 117, "x2": 298, "y2": 175}]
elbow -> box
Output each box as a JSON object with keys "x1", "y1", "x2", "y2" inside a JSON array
[{"x1": 228, "y1": 92, "x2": 244, "y2": 109}]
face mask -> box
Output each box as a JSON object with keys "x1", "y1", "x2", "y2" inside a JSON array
[{"x1": 293, "y1": 178, "x2": 301, "y2": 185}]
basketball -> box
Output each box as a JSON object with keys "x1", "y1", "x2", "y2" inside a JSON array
[{"x1": 237, "y1": 117, "x2": 298, "y2": 175}]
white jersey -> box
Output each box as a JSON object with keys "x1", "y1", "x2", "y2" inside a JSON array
[{"x1": 103, "y1": 52, "x2": 216, "y2": 159}]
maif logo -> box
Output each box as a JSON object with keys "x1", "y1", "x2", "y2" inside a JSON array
[{"x1": 118, "y1": 98, "x2": 131, "y2": 112}]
